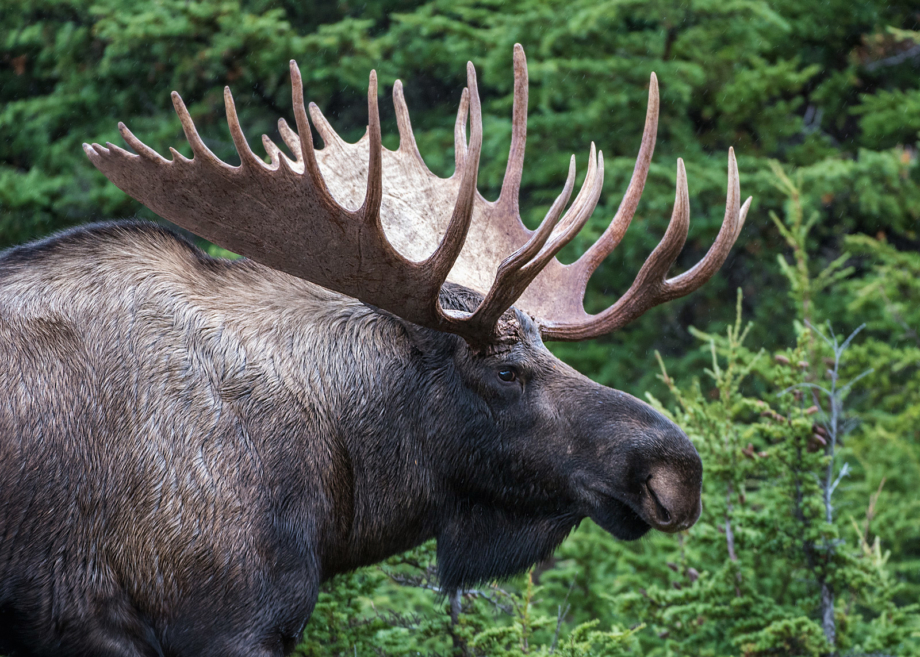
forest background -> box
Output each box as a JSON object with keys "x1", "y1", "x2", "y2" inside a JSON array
[{"x1": 2, "y1": 0, "x2": 920, "y2": 655}]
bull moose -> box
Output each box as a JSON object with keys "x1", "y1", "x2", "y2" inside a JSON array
[{"x1": 0, "y1": 45, "x2": 750, "y2": 656}]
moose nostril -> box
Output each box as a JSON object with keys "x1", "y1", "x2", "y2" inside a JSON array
[
  {"x1": 656, "y1": 500, "x2": 672, "y2": 523},
  {"x1": 645, "y1": 477, "x2": 673, "y2": 525},
  {"x1": 642, "y1": 468, "x2": 703, "y2": 532}
]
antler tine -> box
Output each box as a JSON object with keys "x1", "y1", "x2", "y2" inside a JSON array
[
  {"x1": 362, "y1": 70, "x2": 384, "y2": 224},
  {"x1": 289, "y1": 60, "x2": 332, "y2": 194},
  {"x1": 170, "y1": 92, "x2": 222, "y2": 167},
  {"x1": 308, "y1": 103, "x2": 347, "y2": 151},
  {"x1": 393, "y1": 80, "x2": 424, "y2": 164},
  {"x1": 498, "y1": 43, "x2": 528, "y2": 210},
  {"x1": 262, "y1": 134, "x2": 281, "y2": 166},
  {"x1": 572, "y1": 73, "x2": 659, "y2": 286},
  {"x1": 103, "y1": 141, "x2": 136, "y2": 161},
  {"x1": 735, "y1": 197, "x2": 751, "y2": 240},
  {"x1": 531, "y1": 146, "x2": 603, "y2": 262},
  {"x1": 630, "y1": 157, "x2": 692, "y2": 288},
  {"x1": 276, "y1": 119, "x2": 303, "y2": 164},
  {"x1": 117, "y1": 123, "x2": 167, "y2": 164},
  {"x1": 261, "y1": 130, "x2": 302, "y2": 171},
  {"x1": 428, "y1": 62, "x2": 483, "y2": 303},
  {"x1": 665, "y1": 148, "x2": 749, "y2": 296},
  {"x1": 503, "y1": 156, "x2": 578, "y2": 272},
  {"x1": 454, "y1": 87, "x2": 470, "y2": 172},
  {"x1": 224, "y1": 86, "x2": 271, "y2": 171}
]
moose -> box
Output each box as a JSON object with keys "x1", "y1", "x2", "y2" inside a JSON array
[{"x1": 0, "y1": 45, "x2": 749, "y2": 656}]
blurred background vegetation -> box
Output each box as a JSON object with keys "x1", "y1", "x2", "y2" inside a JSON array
[{"x1": 2, "y1": 0, "x2": 919, "y2": 654}]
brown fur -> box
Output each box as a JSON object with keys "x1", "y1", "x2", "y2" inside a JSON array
[{"x1": 0, "y1": 221, "x2": 702, "y2": 656}]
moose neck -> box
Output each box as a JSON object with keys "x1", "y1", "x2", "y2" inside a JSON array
[
  {"x1": 254, "y1": 280, "x2": 580, "y2": 585},
  {"x1": 254, "y1": 283, "x2": 440, "y2": 577}
]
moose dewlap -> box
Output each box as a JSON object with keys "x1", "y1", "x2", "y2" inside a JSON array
[{"x1": 0, "y1": 45, "x2": 748, "y2": 656}]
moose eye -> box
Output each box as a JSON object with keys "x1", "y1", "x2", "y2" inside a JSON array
[{"x1": 497, "y1": 368, "x2": 516, "y2": 383}]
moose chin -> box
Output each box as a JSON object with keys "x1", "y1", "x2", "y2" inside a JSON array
[{"x1": 0, "y1": 44, "x2": 747, "y2": 657}]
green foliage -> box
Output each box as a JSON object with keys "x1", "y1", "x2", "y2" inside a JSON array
[
  {"x1": 289, "y1": 543, "x2": 643, "y2": 656},
  {"x1": 2, "y1": 0, "x2": 920, "y2": 655},
  {"x1": 619, "y1": 314, "x2": 915, "y2": 656}
]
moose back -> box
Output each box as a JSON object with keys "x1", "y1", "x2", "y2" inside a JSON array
[{"x1": 0, "y1": 46, "x2": 748, "y2": 656}]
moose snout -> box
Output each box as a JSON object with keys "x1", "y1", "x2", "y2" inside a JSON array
[{"x1": 641, "y1": 467, "x2": 702, "y2": 532}]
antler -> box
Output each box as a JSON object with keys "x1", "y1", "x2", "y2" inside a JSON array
[
  {"x1": 85, "y1": 62, "x2": 488, "y2": 338},
  {"x1": 534, "y1": 150, "x2": 752, "y2": 341},
  {"x1": 84, "y1": 44, "x2": 750, "y2": 345}
]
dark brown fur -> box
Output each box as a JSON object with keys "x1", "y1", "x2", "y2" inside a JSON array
[{"x1": 0, "y1": 222, "x2": 702, "y2": 656}]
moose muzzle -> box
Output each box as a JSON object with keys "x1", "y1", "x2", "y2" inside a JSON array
[{"x1": 642, "y1": 465, "x2": 703, "y2": 532}]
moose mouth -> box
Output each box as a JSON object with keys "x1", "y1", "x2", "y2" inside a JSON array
[{"x1": 588, "y1": 491, "x2": 652, "y2": 541}]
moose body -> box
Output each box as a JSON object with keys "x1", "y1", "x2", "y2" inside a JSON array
[
  {"x1": 0, "y1": 222, "x2": 697, "y2": 655},
  {"x1": 0, "y1": 44, "x2": 750, "y2": 656}
]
